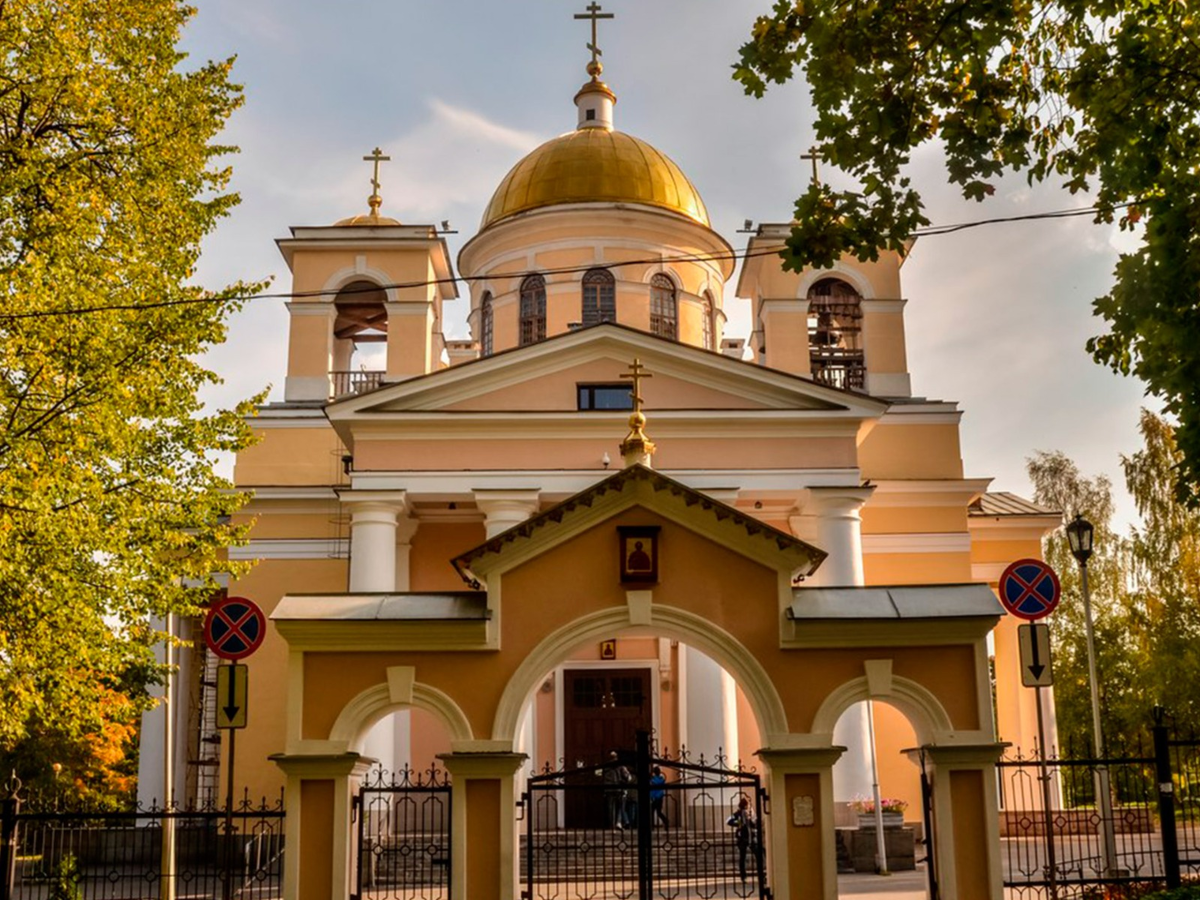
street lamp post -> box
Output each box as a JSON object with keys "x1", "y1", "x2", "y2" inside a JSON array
[{"x1": 1065, "y1": 514, "x2": 1120, "y2": 878}]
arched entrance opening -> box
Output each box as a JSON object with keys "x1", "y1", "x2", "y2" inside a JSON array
[
  {"x1": 505, "y1": 625, "x2": 774, "y2": 900},
  {"x1": 513, "y1": 633, "x2": 766, "y2": 826},
  {"x1": 831, "y1": 700, "x2": 930, "y2": 898}
]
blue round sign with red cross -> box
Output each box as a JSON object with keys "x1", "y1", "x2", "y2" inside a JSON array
[
  {"x1": 998, "y1": 559, "x2": 1061, "y2": 621},
  {"x1": 203, "y1": 596, "x2": 266, "y2": 661}
]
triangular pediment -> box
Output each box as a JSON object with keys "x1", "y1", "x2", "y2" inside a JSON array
[
  {"x1": 451, "y1": 464, "x2": 826, "y2": 586},
  {"x1": 326, "y1": 325, "x2": 887, "y2": 438}
]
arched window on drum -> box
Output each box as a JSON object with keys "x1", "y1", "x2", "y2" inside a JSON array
[
  {"x1": 701, "y1": 290, "x2": 715, "y2": 350},
  {"x1": 479, "y1": 291, "x2": 494, "y2": 357},
  {"x1": 519, "y1": 274, "x2": 547, "y2": 346},
  {"x1": 649, "y1": 274, "x2": 677, "y2": 340},
  {"x1": 807, "y1": 278, "x2": 865, "y2": 390},
  {"x1": 581, "y1": 268, "x2": 616, "y2": 327}
]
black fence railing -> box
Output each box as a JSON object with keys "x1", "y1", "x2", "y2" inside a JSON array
[
  {"x1": 997, "y1": 709, "x2": 1200, "y2": 899},
  {"x1": 0, "y1": 790, "x2": 285, "y2": 900},
  {"x1": 519, "y1": 732, "x2": 769, "y2": 900}
]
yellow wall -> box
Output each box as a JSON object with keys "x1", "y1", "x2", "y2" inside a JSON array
[
  {"x1": 858, "y1": 423, "x2": 964, "y2": 480},
  {"x1": 235, "y1": 427, "x2": 348, "y2": 486}
]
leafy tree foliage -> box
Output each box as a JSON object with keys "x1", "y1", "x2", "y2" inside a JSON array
[
  {"x1": 1027, "y1": 412, "x2": 1200, "y2": 750},
  {"x1": 737, "y1": 1, "x2": 1200, "y2": 503},
  {"x1": 0, "y1": 0, "x2": 261, "y2": 800}
]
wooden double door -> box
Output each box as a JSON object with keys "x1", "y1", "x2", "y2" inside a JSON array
[{"x1": 561, "y1": 667, "x2": 652, "y2": 828}]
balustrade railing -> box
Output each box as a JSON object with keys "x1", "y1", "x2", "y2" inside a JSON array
[{"x1": 331, "y1": 370, "x2": 384, "y2": 398}]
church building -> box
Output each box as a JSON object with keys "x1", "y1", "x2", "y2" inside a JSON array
[{"x1": 165, "y1": 13, "x2": 1062, "y2": 900}]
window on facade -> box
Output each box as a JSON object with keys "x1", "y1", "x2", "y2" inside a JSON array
[
  {"x1": 581, "y1": 268, "x2": 616, "y2": 327},
  {"x1": 519, "y1": 274, "x2": 547, "y2": 346},
  {"x1": 649, "y1": 274, "x2": 677, "y2": 339},
  {"x1": 577, "y1": 383, "x2": 634, "y2": 411},
  {"x1": 807, "y1": 278, "x2": 865, "y2": 390},
  {"x1": 701, "y1": 290, "x2": 715, "y2": 350},
  {"x1": 479, "y1": 291, "x2": 494, "y2": 357}
]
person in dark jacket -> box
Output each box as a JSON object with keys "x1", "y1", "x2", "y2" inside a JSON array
[{"x1": 726, "y1": 796, "x2": 757, "y2": 881}]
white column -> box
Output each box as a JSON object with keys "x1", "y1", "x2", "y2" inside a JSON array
[
  {"x1": 806, "y1": 487, "x2": 875, "y2": 812},
  {"x1": 474, "y1": 490, "x2": 541, "y2": 538},
  {"x1": 832, "y1": 702, "x2": 873, "y2": 804},
  {"x1": 348, "y1": 497, "x2": 406, "y2": 592},
  {"x1": 807, "y1": 486, "x2": 873, "y2": 587},
  {"x1": 683, "y1": 645, "x2": 736, "y2": 765}
]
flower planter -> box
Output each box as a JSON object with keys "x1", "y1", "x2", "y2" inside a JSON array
[{"x1": 857, "y1": 812, "x2": 905, "y2": 829}]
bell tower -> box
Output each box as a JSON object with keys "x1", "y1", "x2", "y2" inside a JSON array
[
  {"x1": 276, "y1": 151, "x2": 458, "y2": 402},
  {"x1": 735, "y1": 223, "x2": 914, "y2": 398}
]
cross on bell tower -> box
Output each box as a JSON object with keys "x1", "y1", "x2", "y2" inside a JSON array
[
  {"x1": 363, "y1": 147, "x2": 391, "y2": 216},
  {"x1": 800, "y1": 145, "x2": 824, "y2": 186}
]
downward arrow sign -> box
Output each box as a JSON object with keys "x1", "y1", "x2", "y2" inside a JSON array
[
  {"x1": 224, "y1": 665, "x2": 241, "y2": 722},
  {"x1": 1028, "y1": 625, "x2": 1045, "y2": 680}
]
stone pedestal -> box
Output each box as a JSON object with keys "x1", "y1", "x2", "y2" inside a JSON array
[{"x1": 837, "y1": 825, "x2": 916, "y2": 872}]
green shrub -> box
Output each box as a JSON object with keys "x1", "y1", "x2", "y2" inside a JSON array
[{"x1": 46, "y1": 854, "x2": 81, "y2": 900}]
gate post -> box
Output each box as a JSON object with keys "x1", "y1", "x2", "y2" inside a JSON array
[
  {"x1": 440, "y1": 748, "x2": 527, "y2": 900},
  {"x1": 756, "y1": 744, "x2": 845, "y2": 900},
  {"x1": 634, "y1": 731, "x2": 652, "y2": 900},
  {"x1": 0, "y1": 782, "x2": 20, "y2": 900},
  {"x1": 1153, "y1": 707, "x2": 1181, "y2": 889}
]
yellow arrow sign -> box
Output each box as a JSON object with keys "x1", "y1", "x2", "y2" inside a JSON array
[{"x1": 216, "y1": 664, "x2": 248, "y2": 729}]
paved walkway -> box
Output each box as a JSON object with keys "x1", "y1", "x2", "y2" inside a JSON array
[{"x1": 838, "y1": 865, "x2": 929, "y2": 898}]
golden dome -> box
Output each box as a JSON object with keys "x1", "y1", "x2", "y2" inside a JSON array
[{"x1": 481, "y1": 129, "x2": 710, "y2": 229}]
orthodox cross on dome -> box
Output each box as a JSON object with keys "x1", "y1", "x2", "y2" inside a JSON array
[
  {"x1": 574, "y1": 2, "x2": 614, "y2": 78},
  {"x1": 619, "y1": 358, "x2": 656, "y2": 468},
  {"x1": 801, "y1": 145, "x2": 823, "y2": 186},
  {"x1": 363, "y1": 147, "x2": 391, "y2": 214},
  {"x1": 620, "y1": 357, "x2": 652, "y2": 413}
]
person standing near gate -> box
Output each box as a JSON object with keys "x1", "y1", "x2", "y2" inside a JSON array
[
  {"x1": 726, "y1": 796, "x2": 757, "y2": 881},
  {"x1": 650, "y1": 766, "x2": 669, "y2": 826},
  {"x1": 603, "y1": 752, "x2": 632, "y2": 829}
]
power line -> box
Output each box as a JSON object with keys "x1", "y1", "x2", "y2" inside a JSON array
[{"x1": 0, "y1": 201, "x2": 1133, "y2": 321}]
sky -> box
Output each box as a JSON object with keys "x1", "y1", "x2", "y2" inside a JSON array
[{"x1": 180, "y1": 0, "x2": 1152, "y2": 530}]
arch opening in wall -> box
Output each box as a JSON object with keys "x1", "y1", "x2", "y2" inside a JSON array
[
  {"x1": 807, "y1": 278, "x2": 864, "y2": 391},
  {"x1": 831, "y1": 699, "x2": 929, "y2": 890},
  {"x1": 332, "y1": 279, "x2": 388, "y2": 396},
  {"x1": 510, "y1": 627, "x2": 765, "y2": 832},
  {"x1": 359, "y1": 705, "x2": 455, "y2": 780}
]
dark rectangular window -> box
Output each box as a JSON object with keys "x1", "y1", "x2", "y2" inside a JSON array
[{"x1": 577, "y1": 383, "x2": 634, "y2": 411}]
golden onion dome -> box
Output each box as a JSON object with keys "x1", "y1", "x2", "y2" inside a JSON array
[{"x1": 480, "y1": 128, "x2": 710, "y2": 229}]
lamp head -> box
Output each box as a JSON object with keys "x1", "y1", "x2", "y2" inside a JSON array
[{"x1": 1065, "y1": 513, "x2": 1094, "y2": 564}]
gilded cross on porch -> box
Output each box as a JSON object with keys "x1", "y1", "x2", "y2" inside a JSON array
[
  {"x1": 801, "y1": 145, "x2": 823, "y2": 186},
  {"x1": 620, "y1": 358, "x2": 652, "y2": 414},
  {"x1": 574, "y1": 2, "x2": 614, "y2": 73},
  {"x1": 363, "y1": 147, "x2": 391, "y2": 214}
]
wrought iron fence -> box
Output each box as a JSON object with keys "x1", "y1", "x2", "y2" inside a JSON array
[
  {"x1": 353, "y1": 764, "x2": 451, "y2": 900},
  {"x1": 519, "y1": 732, "x2": 769, "y2": 900},
  {"x1": 1, "y1": 790, "x2": 285, "y2": 900},
  {"x1": 998, "y1": 744, "x2": 1164, "y2": 899}
]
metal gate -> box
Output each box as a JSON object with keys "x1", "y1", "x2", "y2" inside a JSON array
[
  {"x1": 520, "y1": 730, "x2": 769, "y2": 900},
  {"x1": 352, "y1": 765, "x2": 451, "y2": 900}
]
